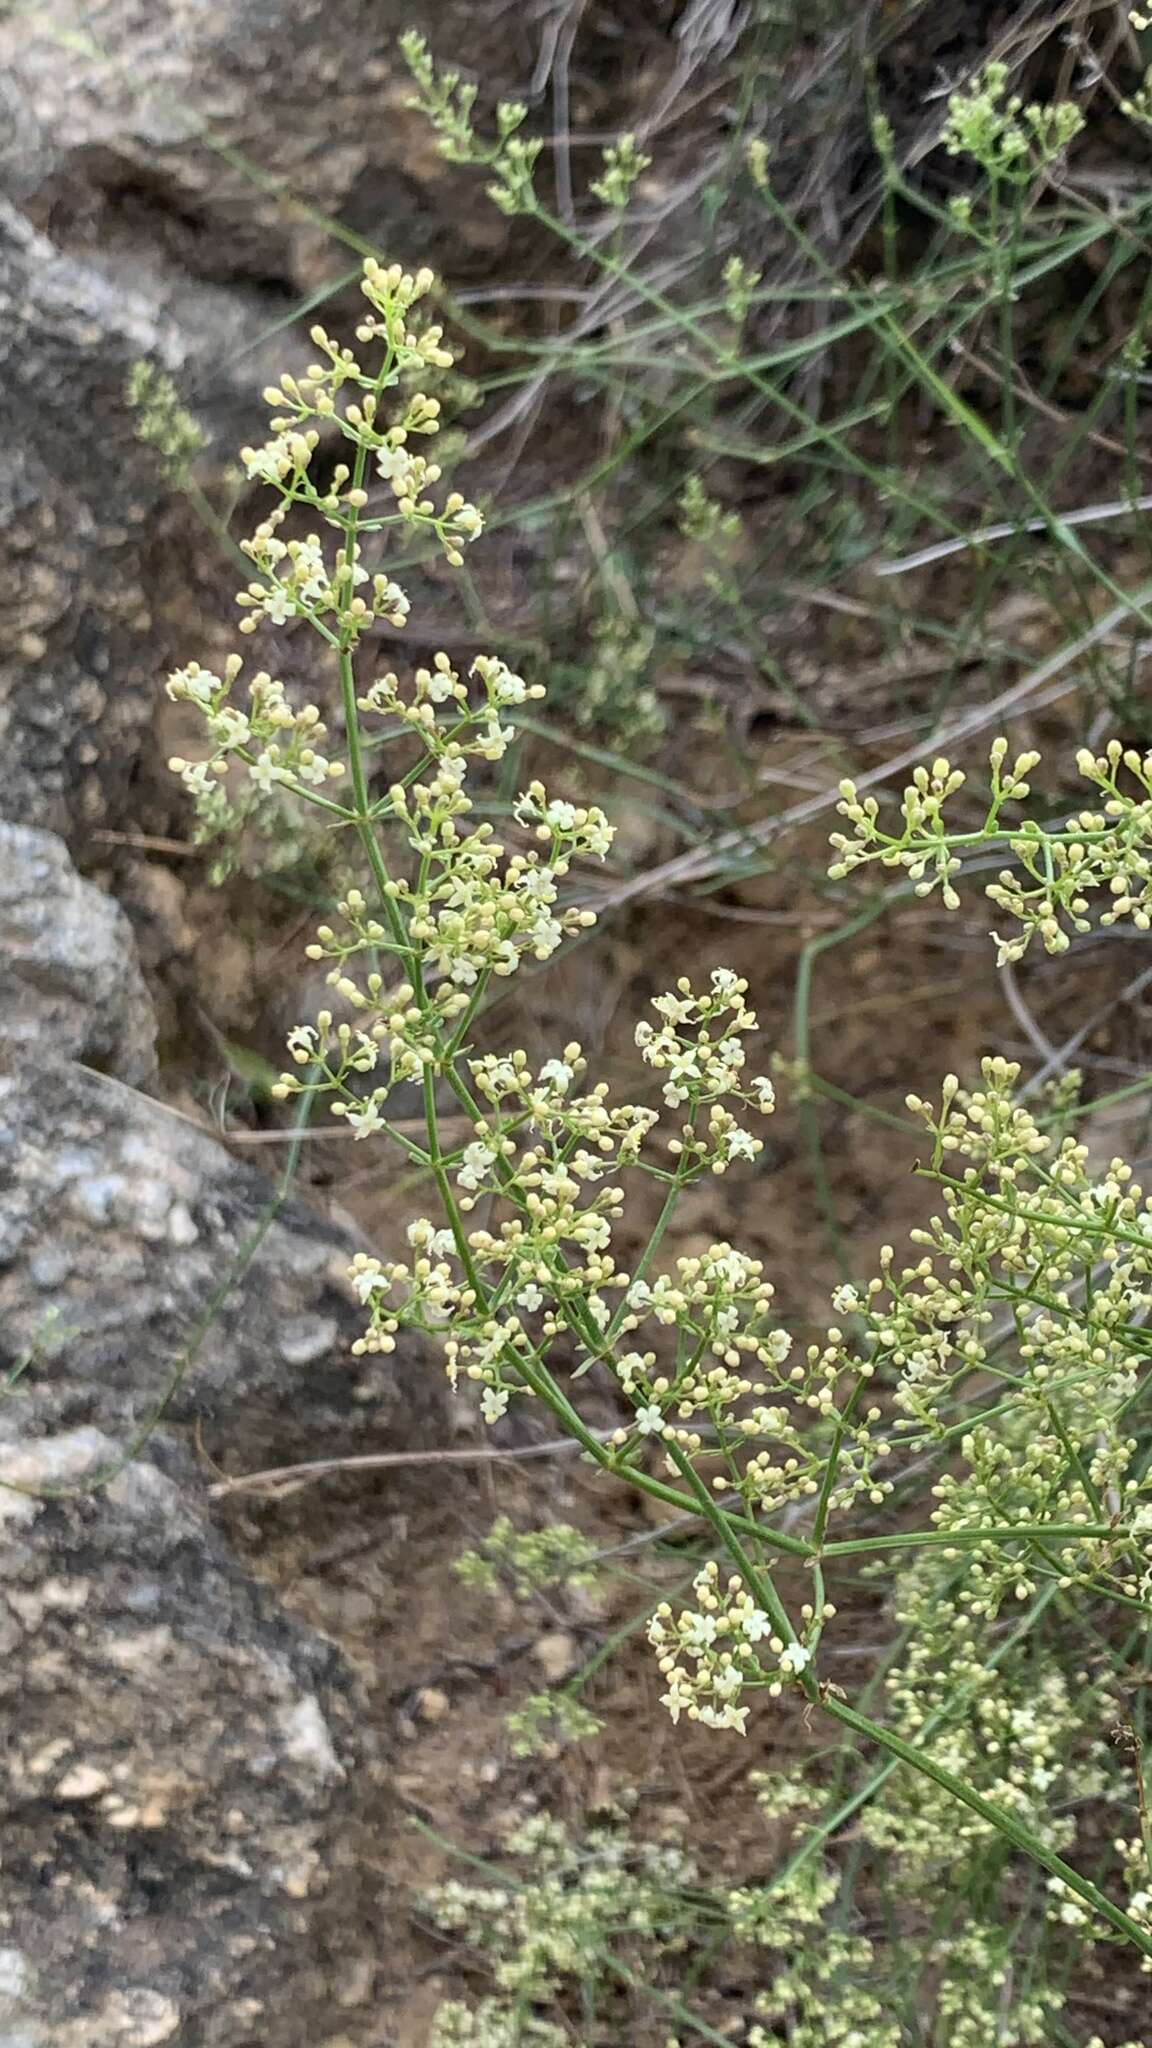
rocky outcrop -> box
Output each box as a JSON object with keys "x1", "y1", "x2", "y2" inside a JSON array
[
  {"x1": 0, "y1": 203, "x2": 185, "y2": 835},
  {"x1": 0, "y1": 1054, "x2": 438, "y2": 1467},
  {"x1": 0, "y1": 0, "x2": 521, "y2": 285},
  {"x1": 0, "y1": 821, "x2": 158, "y2": 1087},
  {"x1": 0, "y1": 1426, "x2": 384, "y2": 2048},
  {"x1": 0, "y1": 826, "x2": 442, "y2": 2043}
]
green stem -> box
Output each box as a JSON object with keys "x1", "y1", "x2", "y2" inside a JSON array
[{"x1": 821, "y1": 1692, "x2": 1152, "y2": 1957}]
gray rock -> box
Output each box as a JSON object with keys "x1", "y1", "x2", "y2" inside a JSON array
[
  {"x1": 0, "y1": 824, "x2": 444, "y2": 2040},
  {"x1": 0, "y1": 1058, "x2": 441, "y2": 1469},
  {"x1": 0, "y1": 823, "x2": 157, "y2": 1088},
  {"x1": 0, "y1": 1417, "x2": 389, "y2": 2046},
  {"x1": 0, "y1": 0, "x2": 518, "y2": 283},
  {"x1": 0, "y1": 203, "x2": 184, "y2": 835}
]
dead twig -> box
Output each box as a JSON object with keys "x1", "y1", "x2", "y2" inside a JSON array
[{"x1": 208, "y1": 1428, "x2": 617, "y2": 1500}]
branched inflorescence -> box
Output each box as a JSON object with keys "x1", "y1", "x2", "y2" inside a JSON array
[
  {"x1": 168, "y1": 257, "x2": 1152, "y2": 1981},
  {"x1": 831, "y1": 738, "x2": 1152, "y2": 962}
]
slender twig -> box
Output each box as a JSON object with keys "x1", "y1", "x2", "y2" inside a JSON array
[{"x1": 207, "y1": 1428, "x2": 617, "y2": 1499}]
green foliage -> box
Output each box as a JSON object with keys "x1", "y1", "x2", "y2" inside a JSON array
[
  {"x1": 454, "y1": 1515, "x2": 600, "y2": 1599},
  {"x1": 503, "y1": 1689, "x2": 603, "y2": 1761},
  {"x1": 126, "y1": 360, "x2": 205, "y2": 479}
]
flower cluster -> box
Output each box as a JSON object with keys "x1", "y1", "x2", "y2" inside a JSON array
[
  {"x1": 742, "y1": 1860, "x2": 902, "y2": 2048},
  {"x1": 634, "y1": 972, "x2": 775, "y2": 1178},
  {"x1": 236, "y1": 518, "x2": 412, "y2": 638},
  {"x1": 424, "y1": 1810, "x2": 698, "y2": 2018},
  {"x1": 647, "y1": 1562, "x2": 819, "y2": 1734},
  {"x1": 589, "y1": 133, "x2": 651, "y2": 210},
  {"x1": 401, "y1": 30, "x2": 542, "y2": 217},
  {"x1": 722, "y1": 254, "x2": 762, "y2": 328},
  {"x1": 126, "y1": 359, "x2": 205, "y2": 480},
  {"x1": 614, "y1": 1245, "x2": 894, "y2": 1523},
  {"x1": 745, "y1": 1580, "x2": 1131, "y2": 2044},
  {"x1": 830, "y1": 738, "x2": 1152, "y2": 964},
  {"x1": 940, "y1": 61, "x2": 1084, "y2": 180},
  {"x1": 166, "y1": 656, "x2": 344, "y2": 841},
  {"x1": 266, "y1": 671, "x2": 614, "y2": 1130},
  {"x1": 565, "y1": 612, "x2": 663, "y2": 745},
  {"x1": 429, "y1": 2004, "x2": 566, "y2": 2048},
  {"x1": 503, "y1": 1689, "x2": 603, "y2": 1762},
  {"x1": 238, "y1": 259, "x2": 481, "y2": 598},
  {"x1": 890, "y1": 1058, "x2": 1152, "y2": 1601}
]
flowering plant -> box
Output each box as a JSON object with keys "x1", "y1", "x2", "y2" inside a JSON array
[{"x1": 168, "y1": 259, "x2": 1152, "y2": 1995}]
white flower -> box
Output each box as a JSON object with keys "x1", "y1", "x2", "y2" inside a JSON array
[
  {"x1": 723, "y1": 1126, "x2": 760, "y2": 1162},
  {"x1": 832, "y1": 1284, "x2": 861, "y2": 1315},
  {"x1": 345, "y1": 1098, "x2": 389, "y2": 1139},
  {"x1": 481, "y1": 1386, "x2": 510, "y2": 1425},
  {"x1": 615, "y1": 1351, "x2": 645, "y2": 1391},
  {"x1": 457, "y1": 1140, "x2": 498, "y2": 1191},
  {"x1": 579, "y1": 1215, "x2": 612, "y2": 1253},
  {"x1": 248, "y1": 751, "x2": 284, "y2": 793},
  {"x1": 682, "y1": 1613, "x2": 719, "y2": 1653},
  {"x1": 349, "y1": 1259, "x2": 387, "y2": 1304},
  {"x1": 285, "y1": 1024, "x2": 318, "y2": 1065},
  {"x1": 712, "y1": 1703, "x2": 749, "y2": 1734},
  {"x1": 166, "y1": 663, "x2": 220, "y2": 705},
  {"x1": 579, "y1": 812, "x2": 614, "y2": 857},
  {"x1": 779, "y1": 1642, "x2": 811, "y2": 1676},
  {"x1": 741, "y1": 1607, "x2": 772, "y2": 1643},
  {"x1": 259, "y1": 585, "x2": 296, "y2": 625},
  {"x1": 543, "y1": 800, "x2": 578, "y2": 831},
  {"x1": 243, "y1": 437, "x2": 295, "y2": 483},
  {"x1": 515, "y1": 1282, "x2": 544, "y2": 1312},
  {"x1": 210, "y1": 706, "x2": 251, "y2": 746},
  {"x1": 635, "y1": 1403, "x2": 665, "y2": 1435},
  {"x1": 527, "y1": 913, "x2": 563, "y2": 959},
  {"x1": 376, "y1": 445, "x2": 413, "y2": 483},
  {"x1": 750, "y1": 1077, "x2": 776, "y2": 1113},
  {"x1": 377, "y1": 580, "x2": 410, "y2": 625}
]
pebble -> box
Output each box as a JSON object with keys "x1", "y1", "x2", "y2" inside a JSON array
[
  {"x1": 54, "y1": 1763, "x2": 110, "y2": 1801},
  {"x1": 278, "y1": 1315, "x2": 338, "y2": 1367},
  {"x1": 532, "y1": 1631, "x2": 580, "y2": 1683}
]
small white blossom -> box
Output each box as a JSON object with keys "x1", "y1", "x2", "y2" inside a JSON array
[
  {"x1": 778, "y1": 1642, "x2": 811, "y2": 1677},
  {"x1": 344, "y1": 1099, "x2": 389, "y2": 1139}
]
